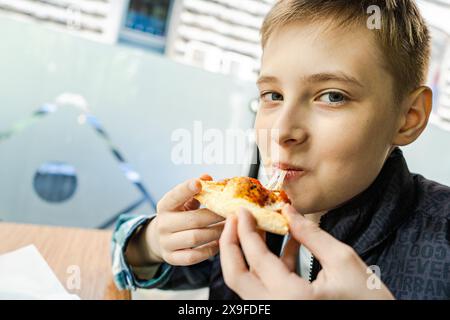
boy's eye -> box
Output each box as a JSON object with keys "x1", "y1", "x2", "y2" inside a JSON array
[
  {"x1": 261, "y1": 92, "x2": 284, "y2": 102},
  {"x1": 317, "y1": 92, "x2": 347, "y2": 106}
]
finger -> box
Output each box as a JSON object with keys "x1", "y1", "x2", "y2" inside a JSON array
[
  {"x1": 281, "y1": 236, "x2": 300, "y2": 272},
  {"x1": 219, "y1": 215, "x2": 267, "y2": 299},
  {"x1": 249, "y1": 228, "x2": 266, "y2": 274},
  {"x1": 159, "y1": 208, "x2": 224, "y2": 233},
  {"x1": 219, "y1": 215, "x2": 248, "y2": 273},
  {"x1": 256, "y1": 228, "x2": 266, "y2": 242},
  {"x1": 168, "y1": 240, "x2": 219, "y2": 266},
  {"x1": 182, "y1": 174, "x2": 212, "y2": 210},
  {"x1": 236, "y1": 208, "x2": 291, "y2": 287},
  {"x1": 183, "y1": 198, "x2": 200, "y2": 211},
  {"x1": 164, "y1": 223, "x2": 224, "y2": 251},
  {"x1": 157, "y1": 178, "x2": 201, "y2": 212},
  {"x1": 282, "y1": 204, "x2": 348, "y2": 267}
]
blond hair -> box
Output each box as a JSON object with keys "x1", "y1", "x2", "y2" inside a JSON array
[{"x1": 261, "y1": 0, "x2": 431, "y2": 101}]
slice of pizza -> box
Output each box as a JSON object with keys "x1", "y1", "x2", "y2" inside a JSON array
[{"x1": 194, "y1": 177, "x2": 290, "y2": 235}]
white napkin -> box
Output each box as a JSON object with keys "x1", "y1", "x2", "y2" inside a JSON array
[{"x1": 0, "y1": 245, "x2": 80, "y2": 300}]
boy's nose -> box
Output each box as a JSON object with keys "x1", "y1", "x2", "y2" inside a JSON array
[
  {"x1": 269, "y1": 100, "x2": 309, "y2": 148},
  {"x1": 272, "y1": 127, "x2": 308, "y2": 148}
]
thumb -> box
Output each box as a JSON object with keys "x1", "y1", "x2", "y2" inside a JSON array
[
  {"x1": 282, "y1": 204, "x2": 348, "y2": 268},
  {"x1": 281, "y1": 235, "x2": 300, "y2": 272}
]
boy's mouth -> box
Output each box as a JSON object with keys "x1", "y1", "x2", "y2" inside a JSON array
[{"x1": 273, "y1": 163, "x2": 307, "y2": 182}]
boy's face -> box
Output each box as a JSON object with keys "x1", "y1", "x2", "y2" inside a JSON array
[{"x1": 256, "y1": 21, "x2": 402, "y2": 214}]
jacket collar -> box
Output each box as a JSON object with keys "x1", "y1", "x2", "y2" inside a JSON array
[{"x1": 319, "y1": 147, "x2": 416, "y2": 257}]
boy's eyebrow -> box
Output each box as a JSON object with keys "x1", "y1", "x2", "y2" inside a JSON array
[
  {"x1": 257, "y1": 76, "x2": 279, "y2": 86},
  {"x1": 257, "y1": 72, "x2": 364, "y2": 88},
  {"x1": 304, "y1": 72, "x2": 364, "y2": 88}
]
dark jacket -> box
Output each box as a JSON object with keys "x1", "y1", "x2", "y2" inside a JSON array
[{"x1": 159, "y1": 148, "x2": 450, "y2": 300}]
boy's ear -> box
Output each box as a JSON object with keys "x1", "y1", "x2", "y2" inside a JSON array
[{"x1": 392, "y1": 86, "x2": 432, "y2": 146}]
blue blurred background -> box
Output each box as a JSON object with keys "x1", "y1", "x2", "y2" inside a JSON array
[{"x1": 0, "y1": 0, "x2": 449, "y2": 229}]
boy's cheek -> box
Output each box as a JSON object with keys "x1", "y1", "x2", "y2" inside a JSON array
[{"x1": 254, "y1": 119, "x2": 274, "y2": 159}]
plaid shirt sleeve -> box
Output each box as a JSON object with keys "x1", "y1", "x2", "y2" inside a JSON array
[
  {"x1": 111, "y1": 213, "x2": 214, "y2": 291},
  {"x1": 111, "y1": 213, "x2": 174, "y2": 291}
]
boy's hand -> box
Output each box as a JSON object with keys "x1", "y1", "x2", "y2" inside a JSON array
[
  {"x1": 147, "y1": 175, "x2": 225, "y2": 266},
  {"x1": 219, "y1": 205, "x2": 395, "y2": 300}
]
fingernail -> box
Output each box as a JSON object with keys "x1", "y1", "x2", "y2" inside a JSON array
[
  {"x1": 283, "y1": 205, "x2": 299, "y2": 220},
  {"x1": 189, "y1": 179, "x2": 200, "y2": 191},
  {"x1": 238, "y1": 207, "x2": 249, "y2": 217},
  {"x1": 200, "y1": 173, "x2": 212, "y2": 181},
  {"x1": 284, "y1": 204, "x2": 296, "y2": 214}
]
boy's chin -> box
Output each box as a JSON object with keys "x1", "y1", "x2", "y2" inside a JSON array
[
  {"x1": 293, "y1": 196, "x2": 355, "y2": 215},
  {"x1": 290, "y1": 192, "x2": 345, "y2": 214},
  {"x1": 291, "y1": 200, "x2": 328, "y2": 215},
  {"x1": 288, "y1": 183, "x2": 357, "y2": 214}
]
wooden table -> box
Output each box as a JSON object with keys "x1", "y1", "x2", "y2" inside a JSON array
[{"x1": 0, "y1": 222, "x2": 130, "y2": 300}]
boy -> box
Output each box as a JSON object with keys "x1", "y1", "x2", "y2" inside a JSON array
[{"x1": 112, "y1": 0, "x2": 450, "y2": 299}]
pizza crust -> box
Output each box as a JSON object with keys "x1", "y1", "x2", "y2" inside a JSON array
[{"x1": 194, "y1": 179, "x2": 289, "y2": 235}]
